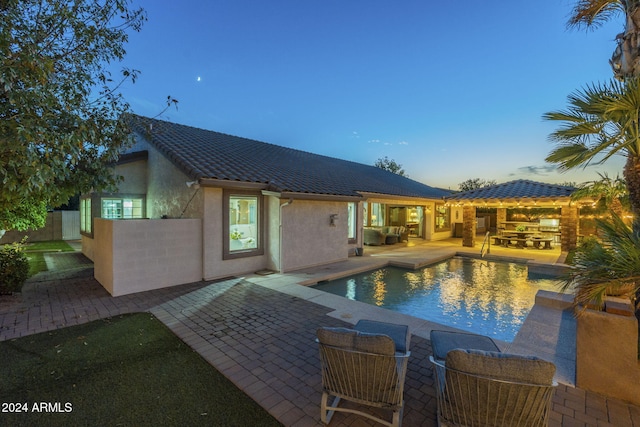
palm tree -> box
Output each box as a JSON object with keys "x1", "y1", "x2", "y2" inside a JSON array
[
  {"x1": 560, "y1": 214, "x2": 640, "y2": 309},
  {"x1": 571, "y1": 172, "x2": 629, "y2": 216},
  {"x1": 543, "y1": 78, "x2": 640, "y2": 231},
  {"x1": 568, "y1": 1, "x2": 640, "y2": 80}
]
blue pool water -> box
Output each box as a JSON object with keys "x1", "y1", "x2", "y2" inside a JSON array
[{"x1": 312, "y1": 257, "x2": 562, "y2": 342}]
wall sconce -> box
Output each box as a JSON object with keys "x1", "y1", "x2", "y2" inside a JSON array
[{"x1": 330, "y1": 214, "x2": 338, "y2": 226}]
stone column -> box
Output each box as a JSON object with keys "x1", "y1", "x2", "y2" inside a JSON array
[
  {"x1": 462, "y1": 205, "x2": 476, "y2": 247},
  {"x1": 561, "y1": 205, "x2": 578, "y2": 252},
  {"x1": 496, "y1": 208, "x2": 507, "y2": 233}
]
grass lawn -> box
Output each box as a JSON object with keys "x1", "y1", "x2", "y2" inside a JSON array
[
  {"x1": 20, "y1": 241, "x2": 75, "y2": 276},
  {"x1": 0, "y1": 313, "x2": 282, "y2": 427}
]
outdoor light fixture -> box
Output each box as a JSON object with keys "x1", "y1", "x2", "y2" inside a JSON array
[{"x1": 330, "y1": 214, "x2": 338, "y2": 226}]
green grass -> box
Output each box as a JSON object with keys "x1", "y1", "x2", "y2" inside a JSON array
[
  {"x1": 0, "y1": 313, "x2": 282, "y2": 427},
  {"x1": 24, "y1": 252, "x2": 46, "y2": 276},
  {"x1": 18, "y1": 240, "x2": 75, "y2": 276},
  {"x1": 24, "y1": 241, "x2": 75, "y2": 252}
]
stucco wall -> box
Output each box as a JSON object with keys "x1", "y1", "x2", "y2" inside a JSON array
[
  {"x1": 116, "y1": 161, "x2": 147, "y2": 194},
  {"x1": 81, "y1": 234, "x2": 96, "y2": 261},
  {"x1": 576, "y1": 299, "x2": 640, "y2": 406},
  {"x1": 120, "y1": 134, "x2": 203, "y2": 219},
  {"x1": 280, "y1": 200, "x2": 348, "y2": 272},
  {"x1": 146, "y1": 146, "x2": 203, "y2": 219},
  {"x1": 93, "y1": 218, "x2": 202, "y2": 296}
]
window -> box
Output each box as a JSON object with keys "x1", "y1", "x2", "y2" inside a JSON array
[
  {"x1": 101, "y1": 198, "x2": 144, "y2": 219},
  {"x1": 80, "y1": 198, "x2": 91, "y2": 234},
  {"x1": 366, "y1": 203, "x2": 385, "y2": 226},
  {"x1": 224, "y1": 191, "x2": 264, "y2": 259},
  {"x1": 435, "y1": 204, "x2": 450, "y2": 231},
  {"x1": 347, "y1": 202, "x2": 356, "y2": 241}
]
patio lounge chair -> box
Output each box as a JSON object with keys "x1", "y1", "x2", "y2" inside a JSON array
[
  {"x1": 316, "y1": 322, "x2": 411, "y2": 426},
  {"x1": 430, "y1": 329, "x2": 501, "y2": 363},
  {"x1": 430, "y1": 349, "x2": 557, "y2": 427}
]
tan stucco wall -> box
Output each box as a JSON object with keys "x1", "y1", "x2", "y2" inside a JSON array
[
  {"x1": 146, "y1": 147, "x2": 203, "y2": 219},
  {"x1": 280, "y1": 200, "x2": 348, "y2": 272},
  {"x1": 118, "y1": 134, "x2": 203, "y2": 219},
  {"x1": 81, "y1": 234, "x2": 96, "y2": 261},
  {"x1": 116, "y1": 161, "x2": 147, "y2": 194},
  {"x1": 93, "y1": 218, "x2": 203, "y2": 296},
  {"x1": 93, "y1": 219, "x2": 114, "y2": 292},
  {"x1": 576, "y1": 300, "x2": 640, "y2": 406}
]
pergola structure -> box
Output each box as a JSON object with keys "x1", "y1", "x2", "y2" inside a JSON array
[{"x1": 445, "y1": 180, "x2": 579, "y2": 252}]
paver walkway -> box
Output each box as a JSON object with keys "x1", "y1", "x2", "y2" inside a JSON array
[{"x1": 1, "y1": 247, "x2": 640, "y2": 426}]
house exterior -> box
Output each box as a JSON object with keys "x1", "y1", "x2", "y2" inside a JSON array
[{"x1": 81, "y1": 115, "x2": 452, "y2": 296}]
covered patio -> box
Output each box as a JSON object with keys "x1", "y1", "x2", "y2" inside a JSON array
[{"x1": 445, "y1": 180, "x2": 580, "y2": 252}]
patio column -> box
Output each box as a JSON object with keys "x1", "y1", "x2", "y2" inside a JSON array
[
  {"x1": 496, "y1": 208, "x2": 506, "y2": 232},
  {"x1": 462, "y1": 206, "x2": 476, "y2": 247},
  {"x1": 561, "y1": 205, "x2": 579, "y2": 252}
]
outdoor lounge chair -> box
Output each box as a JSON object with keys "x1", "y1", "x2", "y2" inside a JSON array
[
  {"x1": 316, "y1": 322, "x2": 411, "y2": 426},
  {"x1": 429, "y1": 349, "x2": 557, "y2": 427},
  {"x1": 430, "y1": 329, "x2": 501, "y2": 363}
]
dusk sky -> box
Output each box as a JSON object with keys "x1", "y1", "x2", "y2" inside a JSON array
[{"x1": 117, "y1": 0, "x2": 627, "y2": 190}]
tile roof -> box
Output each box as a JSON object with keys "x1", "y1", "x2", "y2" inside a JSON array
[
  {"x1": 446, "y1": 179, "x2": 575, "y2": 201},
  {"x1": 128, "y1": 115, "x2": 451, "y2": 200}
]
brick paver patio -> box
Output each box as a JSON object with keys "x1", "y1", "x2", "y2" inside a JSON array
[{"x1": 1, "y1": 250, "x2": 640, "y2": 426}]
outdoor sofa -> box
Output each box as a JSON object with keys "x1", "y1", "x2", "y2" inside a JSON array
[{"x1": 364, "y1": 226, "x2": 408, "y2": 245}]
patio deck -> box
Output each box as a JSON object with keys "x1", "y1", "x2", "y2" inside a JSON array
[{"x1": 1, "y1": 239, "x2": 639, "y2": 426}]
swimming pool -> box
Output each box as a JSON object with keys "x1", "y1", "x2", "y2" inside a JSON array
[{"x1": 312, "y1": 257, "x2": 562, "y2": 342}]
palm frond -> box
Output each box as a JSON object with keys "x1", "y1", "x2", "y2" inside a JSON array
[
  {"x1": 545, "y1": 142, "x2": 602, "y2": 170},
  {"x1": 567, "y1": 0, "x2": 625, "y2": 30},
  {"x1": 544, "y1": 77, "x2": 640, "y2": 169},
  {"x1": 561, "y1": 213, "x2": 640, "y2": 310}
]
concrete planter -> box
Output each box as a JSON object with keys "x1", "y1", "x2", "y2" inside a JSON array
[{"x1": 575, "y1": 296, "x2": 640, "y2": 406}]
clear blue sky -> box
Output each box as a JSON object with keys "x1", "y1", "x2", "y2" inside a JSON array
[{"x1": 118, "y1": 0, "x2": 626, "y2": 190}]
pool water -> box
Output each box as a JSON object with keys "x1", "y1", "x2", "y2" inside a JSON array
[{"x1": 312, "y1": 257, "x2": 562, "y2": 342}]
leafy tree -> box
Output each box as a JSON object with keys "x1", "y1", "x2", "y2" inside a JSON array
[
  {"x1": 0, "y1": 199, "x2": 47, "y2": 232},
  {"x1": 374, "y1": 156, "x2": 407, "y2": 176},
  {"x1": 543, "y1": 78, "x2": 640, "y2": 231},
  {"x1": 458, "y1": 178, "x2": 497, "y2": 192},
  {"x1": 568, "y1": 0, "x2": 640, "y2": 80},
  {"x1": 0, "y1": 0, "x2": 146, "y2": 230}
]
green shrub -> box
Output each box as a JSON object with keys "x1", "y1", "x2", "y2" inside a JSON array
[
  {"x1": 0, "y1": 242, "x2": 29, "y2": 293},
  {"x1": 565, "y1": 236, "x2": 599, "y2": 265}
]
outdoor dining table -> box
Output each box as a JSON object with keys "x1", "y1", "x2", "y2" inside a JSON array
[{"x1": 502, "y1": 231, "x2": 536, "y2": 248}]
